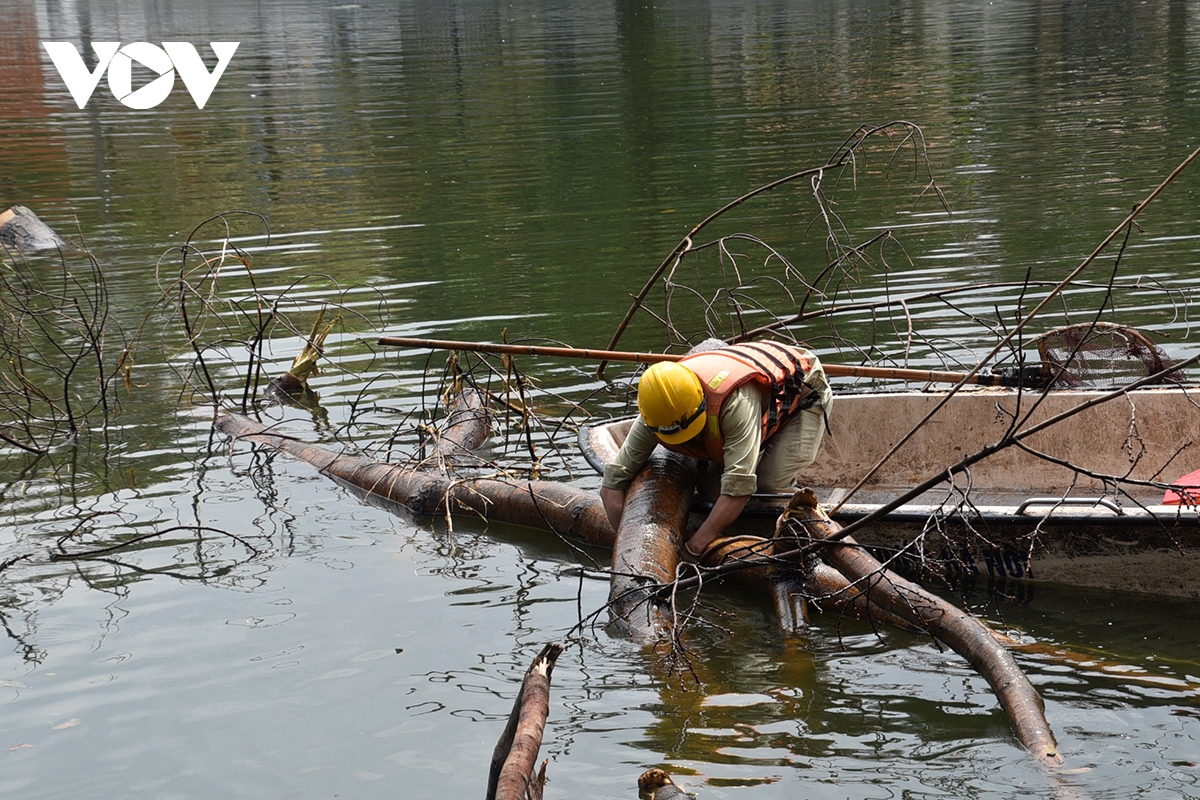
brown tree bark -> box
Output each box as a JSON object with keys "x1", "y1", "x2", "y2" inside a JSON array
[
  {"x1": 696, "y1": 535, "x2": 922, "y2": 634},
  {"x1": 429, "y1": 387, "x2": 491, "y2": 463},
  {"x1": 608, "y1": 449, "x2": 696, "y2": 640},
  {"x1": 487, "y1": 643, "x2": 562, "y2": 800}
]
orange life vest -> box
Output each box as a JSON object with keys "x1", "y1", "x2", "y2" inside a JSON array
[{"x1": 659, "y1": 341, "x2": 814, "y2": 463}]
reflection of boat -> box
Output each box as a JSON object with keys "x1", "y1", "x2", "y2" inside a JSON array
[{"x1": 580, "y1": 386, "x2": 1200, "y2": 598}]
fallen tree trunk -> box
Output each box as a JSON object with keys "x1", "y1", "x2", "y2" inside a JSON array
[
  {"x1": 213, "y1": 414, "x2": 875, "y2": 637},
  {"x1": 429, "y1": 387, "x2": 491, "y2": 464},
  {"x1": 214, "y1": 414, "x2": 614, "y2": 546},
  {"x1": 780, "y1": 489, "x2": 1062, "y2": 767},
  {"x1": 487, "y1": 643, "x2": 563, "y2": 800},
  {"x1": 608, "y1": 449, "x2": 696, "y2": 639}
]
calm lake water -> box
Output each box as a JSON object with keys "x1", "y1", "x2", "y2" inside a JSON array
[{"x1": 2, "y1": 1, "x2": 1200, "y2": 798}]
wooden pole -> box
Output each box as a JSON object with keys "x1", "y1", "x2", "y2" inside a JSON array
[{"x1": 376, "y1": 336, "x2": 1042, "y2": 388}]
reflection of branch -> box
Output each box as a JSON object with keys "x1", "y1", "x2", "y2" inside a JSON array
[
  {"x1": 0, "y1": 553, "x2": 34, "y2": 574},
  {"x1": 0, "y1": 606, "x2": 45, "y2": 666},
  {"x1": 50, "y1": 525, "x2": 261, "y2": 562}
]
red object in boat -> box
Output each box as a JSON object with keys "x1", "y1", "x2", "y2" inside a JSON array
[{"x1": 1163, "y1": 468, "x2": 1200, "y2": 505}]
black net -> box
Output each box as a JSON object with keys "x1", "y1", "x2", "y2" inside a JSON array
[{"x1": 1034, "y1": 322, "x2": 1182, "y2": 389}]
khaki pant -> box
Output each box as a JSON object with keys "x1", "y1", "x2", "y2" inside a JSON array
[{"x1": 755, "y1": 358, "x2": 833, "y2": 493}]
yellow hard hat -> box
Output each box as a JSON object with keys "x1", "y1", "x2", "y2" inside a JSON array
[{"x1": 637, "y1": 361, "x2": 706, "y2": 444}]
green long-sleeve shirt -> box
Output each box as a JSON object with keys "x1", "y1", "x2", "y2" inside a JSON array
[{"x1": 601, "y1": 382, "x2": 766, "y2": 498}]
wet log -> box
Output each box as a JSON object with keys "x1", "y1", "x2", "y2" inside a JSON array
[
  {"x1": 429, "y1": 387, "x2": 491, "y2": 464},
  {"x1": 780, "y1": 489, "x2": 1062, "y2": 766},
  {"x1": 696, "y1": 535, "x2": 809, "y2": 633},
  {"x1": 214, "y1": 413, "x2": 876, "y2": 637},
  {"x1": 637, "y1": 768, "x2": 689, "y2": 799},
  {"x1": 696, "y1": 535, "x2": 921, "y2": 635},
  {"x1": 487, "y1": 643, "x2": 562, "y2": 800},
  {"x1": 803, "y1": 562, "x2": 926, "y2": 633},
  {"x1": 214, "y1": 414, "x2": 613, "y2": 545},
  {"x1": 588, "y1": 412, "x2": 697, "y2": 635},
  {"x1": 608, "y1": 448, "x2": 696, "y2": 640}
]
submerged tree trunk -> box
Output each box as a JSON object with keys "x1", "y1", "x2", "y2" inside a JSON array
[
  {"x1": 214, "y1": 413, "x2": 613, "y2": 545},
  {"x1": 608, "y1": 448, "x2": 696, "y2": 640},
  {"x1": 780, "y1": 489, "x2": 1062, "y2": 767}
]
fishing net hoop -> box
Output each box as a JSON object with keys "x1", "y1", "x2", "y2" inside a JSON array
[{"x1": 1033, "y1": 322, "x2": 1182, "y2": 389}]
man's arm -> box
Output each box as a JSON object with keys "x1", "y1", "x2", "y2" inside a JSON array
[
  {"x1": 600, "y1": 485, "x2": 626, "y2": 531},
  {"x1": 600, "y1": 418, "x2": 659, "y2": 531},
  {"x1": 683, "y1": 384, "x2": 763, "y2": 556},
  {"x1": 684, "y1": 493, "x2": 749, "y2": 556}
]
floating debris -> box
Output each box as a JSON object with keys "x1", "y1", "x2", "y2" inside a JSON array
[{"x1": 0, "y1": 205, "x2": 66, "y2": 253}]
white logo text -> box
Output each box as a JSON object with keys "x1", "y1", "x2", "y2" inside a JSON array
[{"x1": 41, "y1": 42, "x2": 240, "y2": 109}]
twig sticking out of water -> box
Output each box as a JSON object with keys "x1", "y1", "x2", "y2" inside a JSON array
[{"x1": 0, "y1": 241, "x2": 124, "y2": 455}]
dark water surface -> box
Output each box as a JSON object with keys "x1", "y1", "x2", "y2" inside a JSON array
[{"x1": 2, "y1": 2, "x2": 1200, "y2": 798}]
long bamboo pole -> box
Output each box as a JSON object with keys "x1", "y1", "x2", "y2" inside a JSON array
[{"x1": 376, "y1": 335, "x2": 1040, "y2": 388}]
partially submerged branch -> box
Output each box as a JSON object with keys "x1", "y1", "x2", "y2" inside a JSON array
[
  {"x1": 780, "y1": 489, "x2": 1062, "y2": 766},
  {"x1": 487, "y1": 643, "x2": 563, "y2": 800},
  {"x1": 214, "y1": 413, "x2": 614, "y2": 546}
]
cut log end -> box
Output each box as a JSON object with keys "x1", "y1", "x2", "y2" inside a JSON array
[
  {"x1": 0, "y1": 205, "x2": 66, "y2": 253},
  {"x1": 638, "y1": 768, "x2": 673, "y2": 792},
  {"x1": 792, "y1": 486, "x2": 820, "y2": 510},
  {"x1": 1038, "y1": 746, "x2": 1064, "y2": 766},
  {"x1": 638, "y1": 767, "x2": 689, "y2": 799}
]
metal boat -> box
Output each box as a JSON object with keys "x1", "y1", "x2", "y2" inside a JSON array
[{"x1": 580, "y1": 385, "x2": 1200, "y2": 598}]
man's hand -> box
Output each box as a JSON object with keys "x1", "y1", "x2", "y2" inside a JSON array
[
  {"x1": 684, "y1": 493, "x2": 750, "y2": 556},
  {"x1": 600, "y1": 485, "x2": 626, "y2": 531}
]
